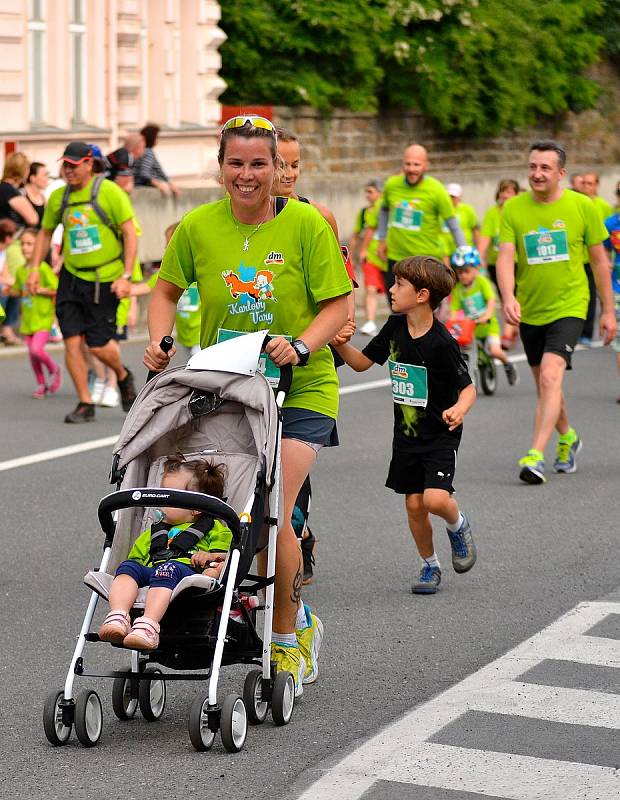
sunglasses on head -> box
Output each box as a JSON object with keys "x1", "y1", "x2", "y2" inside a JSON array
[{"x1": 221, "y1": 115, "x2": 276, "y2": 135}]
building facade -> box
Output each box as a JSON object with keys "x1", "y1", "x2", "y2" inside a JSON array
[{"x1": 0, "y1": 0, "x2": 226, "y2": 179}]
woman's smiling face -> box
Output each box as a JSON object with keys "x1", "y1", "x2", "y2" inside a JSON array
[{"x1": 221, "y1": 136, "x2": 276, "y2": 220}]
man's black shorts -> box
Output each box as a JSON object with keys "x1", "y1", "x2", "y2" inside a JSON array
[
  {"x1": 56, "y1": 269, "x2": 119, "y2": 348},
  {"x1": 386, "y1": 445, "x2": 458, "y2": 495},
  {"x1": 519, "y1": 317, "x2": 584, "y2": 370}
]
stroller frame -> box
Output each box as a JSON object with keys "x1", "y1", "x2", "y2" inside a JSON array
[{"x1": 44, "y1": 363, "x2": 296, "y2": 752}]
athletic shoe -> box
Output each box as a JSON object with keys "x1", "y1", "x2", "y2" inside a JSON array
[
  {"x1": 411, "y1": 564, "x2": 442, "y2": 594},
  {"x1": 91, "y1": 378, "x2": 106, "y2": 405},
  {"x1": 301, "y1": 529, "x2": 316, "y2": 585},
  {"x1": 270, "y1": 642, "x2": 306, "y2": 698},
  {"x1": 504, "y1": 362, "x2": 519, "y2": 386},
  {"x1": 518, "y1": 449, "x2": 545, "y2": 484},
  {"x1": 47, "y1": 366, "x2": 62, "y2": 394},
  {"x1": 446, "y1": 513, "x2": 477, "y2": 573},
  {"x1": 100, "y1": 385, "x2": 120, "y2": 408},
  {"x1": 553, "y1": 431, "x2": 582, "y2": 474},
  {"x1": 49, "y1": 324, "x2": 63, "y2": 343},
  {"x1": 32, "y1": 385, "x2": 47, "y2": 399},
  {"x1": 64, "y1": 401, "x2": 95, "y2": 424},
  {"x1": 296, "y1": 604, "x2": 324, "y2": 685},
  {"x1": 118, "y1": 367, "x2": 137, "y2": 412},
  {"x1": 360, "y1": 320, "x2": 378, "y2": 336}
]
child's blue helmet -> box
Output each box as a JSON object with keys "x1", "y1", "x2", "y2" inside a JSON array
[{"x1": 451, "y1": 246, "x2": 481, "y2": 269}]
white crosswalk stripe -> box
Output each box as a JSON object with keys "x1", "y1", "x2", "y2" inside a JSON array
[{"x1": 296, "y1": 601, "x2": 620, "y2": 800}]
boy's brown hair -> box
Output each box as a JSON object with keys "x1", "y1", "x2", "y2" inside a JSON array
[
  {"x1": 162, "y1": 455, "x2": 226, "y2": 498},
  {"x1": 393, "y1": 255, "x2": 456, "y2": 310}
]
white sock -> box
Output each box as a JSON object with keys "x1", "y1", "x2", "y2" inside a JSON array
[
  {"x1": 422, "y1": 553, "x2": 440, "y2": 569},
  {"x1": 272, "y1": 631, "x2": 297, "y2": 647},
  {"x1": 295, "y1": 603, "x2": 309, "y2": 630},
  {"x1": 446, "y1": 512, "x2": 464, "y2": 533}
]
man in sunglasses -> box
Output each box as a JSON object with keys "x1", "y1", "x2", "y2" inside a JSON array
[{"x1": 28, "y1": 141, "x2": 138, "y2": 423}]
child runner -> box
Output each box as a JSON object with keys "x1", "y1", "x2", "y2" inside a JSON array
[
  {"x1": 448, "y1": 248, "x2": 519, "y2": 386},
  {"x1": 98, "y1": 455, "x2": 232, "y2": 650},
  {"x1": 335, "y1": 255, "x2": 477, "y2": 594},
  {"x1": 12, "y1": 228, "x2": 62, "y2": 397},
  {"x1": 349, "y1": 179, "x2": 386, "y2": 336}
]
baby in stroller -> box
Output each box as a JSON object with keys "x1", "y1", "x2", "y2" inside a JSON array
[{"x1": 98, "y1": 455, "x2": 232, "y2": 650}]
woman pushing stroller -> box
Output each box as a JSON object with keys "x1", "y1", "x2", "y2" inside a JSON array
[{"x1": 99, "y1": 455, "x2": 232, "y2": 650}]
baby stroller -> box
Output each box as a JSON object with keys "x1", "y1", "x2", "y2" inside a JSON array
[
  {"x1": 43, "y1": 336, "x2": 296, "y2": 752},
  {"x1": 445, "y1": 316, "x2": 497, "y2": 396}
]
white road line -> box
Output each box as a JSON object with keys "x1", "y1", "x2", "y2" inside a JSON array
[
  {"x1": 296, "y1": 600, "x2": 620, "y2": 800},
  {"x1": 0, "y1": 343, "x2": 600, "y2": 473}
]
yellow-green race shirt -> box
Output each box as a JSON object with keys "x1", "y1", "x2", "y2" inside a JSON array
[
  {"x1": 382, "y1": 174, "x2": 455, "y2": 261},
  {"x1": 500, "y1": 190, "x2": 608, "y2": 325},
  {"x1": 481, "y1": 204, "x2": 503, "y2": 265},
  {"x1": 14, "y1": 262, "x2": 58, "y2": 335},
  {"x1": 158, "y1": 197, "x2": 351, "y2": 419}
]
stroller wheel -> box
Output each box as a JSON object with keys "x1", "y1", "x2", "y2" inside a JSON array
[
  {"x1": 139, "y1": 668, "x2": 166, "y2": 721},
  {"x1": 243, "y1": 669, "x2": 268, "y2": 725},
  {"x1": 112, "y1": 673, "x2": 139, "y2": 720},
  {"x1": 271, "y1": 671, "x2": 295, "y2": 726},
  {"x1": 74, "y1": 689, "x2": 103, "y2": 747},
  {"x1": 43, "y1": 689, "x2": 72, "y2": 746},
  {"x1": 220, "y1": 694, "x2": 248, "y2": 753},
  {"x1": 188, "y1": 694, "x2": 216, "y2": 752}
]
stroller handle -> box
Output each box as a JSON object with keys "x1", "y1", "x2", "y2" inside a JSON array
[
  {"x1": 146, "y1": 336, "x2": 175, "y2": 383},
  {"x1": 98, "y1": 488, "x2": 242, "y2": 543},
  {"x1": 262, "y1": 335, "x2": 293, "y2": 396}
]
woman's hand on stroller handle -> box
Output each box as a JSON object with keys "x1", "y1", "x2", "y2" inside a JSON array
[
  {"x1": 191, "y1": 551, "x2": 226, "y2": 570},
  {"x1": 145, "y1": 336, "x2": 175, "y2": 382}
]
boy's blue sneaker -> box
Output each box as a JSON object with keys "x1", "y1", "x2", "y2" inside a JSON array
[
  {"x1": 553, "y1": 431, "x2": 582, "y2": 474},
  {"x1": 518, "y1": 449, "x2": 546, "y2": 485},
  {"x1": 411, "y1": 564, "x2": 442, "y2": 594},
  {"x1": 447, "y1": 513, "x2": 477, "y2": 573}
]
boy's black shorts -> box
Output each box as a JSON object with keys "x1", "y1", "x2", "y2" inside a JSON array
[
  {"x1": 386, "y1": 445, "x2": 458, "y2": 495},
  {"x1": 56, "y1": 269, "x2": 119, "y2": 348},
  {"x1": 519, "y1": 317, "x2": 583, "y2": 370}
]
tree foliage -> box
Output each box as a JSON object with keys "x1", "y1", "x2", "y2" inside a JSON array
[{"x1": 218, "y1": 0, "x2": 606, "y2": 136}]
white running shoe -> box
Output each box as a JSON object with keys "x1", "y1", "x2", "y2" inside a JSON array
[
  {"x1": 360, "y1": 320, "x2": 378, "y2": 336},
  {"x1": 100, "y1": 385, "x2": 120, "y2": 407},
  {"x1": 91, "y1": 378, "x2": 106, "y2": 405}
]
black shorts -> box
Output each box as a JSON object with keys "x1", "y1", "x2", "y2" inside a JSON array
[
  {"x1": 56, "y1": 269, "x2": 119, "y2": 348},
  {"x1": 519, "y1": 317, "x2": 584, "y2": 370},
  {"x1": 386, "y1": 445, "x2": 458, "y2": 495}
]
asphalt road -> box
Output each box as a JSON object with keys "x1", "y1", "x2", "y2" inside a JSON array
[{"x1": 1, "y1": 336, "x2": 618, "y2": 800}]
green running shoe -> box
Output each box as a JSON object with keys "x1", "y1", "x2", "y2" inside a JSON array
[
  {"x1": 554, "y1": 431, "x2": 582, "y2": 474},
  {"x1": 518, "y1": 449, "x2": 546, "y2": 485},
  {"x1": 296, "y1": 604, "x2": 324, "y2": 685},
  {"x1": 270, "y1": 642, "x2": 306, "y2": 698}
]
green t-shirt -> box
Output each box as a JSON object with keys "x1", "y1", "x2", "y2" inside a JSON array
[
  {"x1": 500, "y1": 190, "x2": 607, "y2": 325},
  {"x1": 127, "y1": 519, "x2": 232, "y2": 567},
  {"x1": 363, "y1": 198, "x2": 387, "y2": 271},
  {"x1": 450, "y1": 273, "x2": 500, "y2": 338},
  {"x1": 116, "y1": 256, "x2": 143, "y2": 328},
  {"x1": 442, "y1": 202, "x2": 478, "y2": 257},
  {"x1": 14, "y1": 262, "x2": 58, "y2": 335},
  {"x1": 481, "y1": 204, "x2": 502, "y2": 265},
  {"x1": 592, "y1": 195, "x2": 613, "y2": 224},
  {"x1": 158, "y1": 197, "x2": 351, "y2": 419},
  {"x1": 42, "y1": 177, "x2": 135, "y2": 282},
  {"x1": 175, "y1": 283, "x2": 201, "y2": 347},
  {"x1": 382, "y1": 174, "x2": 454, "y2": 261}
]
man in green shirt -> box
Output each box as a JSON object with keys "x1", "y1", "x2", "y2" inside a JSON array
[
  {"x1": 29, "y1": 142, "x2": 138, "y2": 423},
  {"x1": 580, "y1": 172, "x2": 614, "y2": 344},
  {"x1": 377, "y1": 144, "x2": 466, "y2": 305},
  {"x1": 497, "y1": 140, "x2": 616, "y2": 485}
]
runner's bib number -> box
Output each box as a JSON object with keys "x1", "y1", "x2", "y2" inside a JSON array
[
  {"x1": 388, "y1": 359, "x2": 428, "y2": 408},
  {"x1": 178, "y1": 285, "x2": 199, "y2": 314},
  {"x1": 462, "y1": 291, "x2": 486, "y2": 320},
  {"x1": 217, "y1": 328, "x2": 291, "y2": 388},
  {"x1": 523, "y1": 230, "x2": 569, "y2": 264},
  {"x1": 392, "y1": 203, "x2": 424, "y2": 231},
  {"x1": 68, "y1": 225, "x2": 102, "y2": 255}
]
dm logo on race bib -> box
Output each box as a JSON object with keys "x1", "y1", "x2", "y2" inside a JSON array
[{"x1": 391, "y1": 363, "x2": 409, "y2": 380}]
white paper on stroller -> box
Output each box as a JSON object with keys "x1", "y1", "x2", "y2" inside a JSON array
[{"x1": 186, "y1": 329, "x2": 269, "y2": 375}]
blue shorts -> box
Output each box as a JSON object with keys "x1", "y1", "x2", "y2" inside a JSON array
[
  {"x1": 281, "y1": 407, "x2": 339, "y2": 447},
  {"x1": 116, "y1": 559, "x2": 196, "y2": 591}
]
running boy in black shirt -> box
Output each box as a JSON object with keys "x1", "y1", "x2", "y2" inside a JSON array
[{"x1": 335, "y1": 255, "x2": 477, "y2": 593}]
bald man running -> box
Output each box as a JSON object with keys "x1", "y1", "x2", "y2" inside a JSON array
[{"x1": 378, "y1": 145, "x2": 466, "y2": 304}]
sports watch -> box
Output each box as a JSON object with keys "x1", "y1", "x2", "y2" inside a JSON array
[{"x1": 292, "y1": 339, "x2": 310, "y2": 367}]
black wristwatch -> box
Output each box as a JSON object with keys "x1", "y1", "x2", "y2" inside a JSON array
[{"x1": 292, "y1": 339, "x2": 311, "y2": 367}]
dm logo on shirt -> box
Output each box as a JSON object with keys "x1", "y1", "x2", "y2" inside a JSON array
[
  {"x1": 553, "y1": 220, "x2": 566, "y2": 230},
  {"x1": 221, "y1": 265, "x2": 276, "y2": 324},
  {"x1": 264, "y1": 251, "x2": 284, "y2": 265}
]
